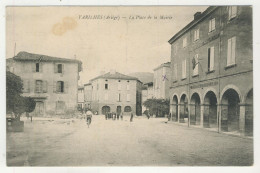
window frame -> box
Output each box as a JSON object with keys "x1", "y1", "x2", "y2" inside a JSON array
[{"x1": 209, "y1": 18, "x2": 216, "y2": 33}]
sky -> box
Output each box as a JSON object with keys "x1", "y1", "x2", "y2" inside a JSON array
[{"x1": 6, "y1": 6, "x2": 208, "y2": 85}]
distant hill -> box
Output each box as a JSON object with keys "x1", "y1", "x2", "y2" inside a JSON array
[{"x1": 128, "y1": 72, "x2": 153, "y2": 84}]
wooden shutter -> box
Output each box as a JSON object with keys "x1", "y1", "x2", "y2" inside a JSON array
[
  {"x1": 43, "y1": 81, "x2": 48, "y2": 93},
  {"x1": 39, "y1": 63, "x2": 43, "y2": 73},
  {"x1": 32, "y1": 63, "x2": 36, "y2": 72},
  {"x1": 62, "y1": 64, "x2": 65, "y2": 74},
  {"x1": 231, "y1": 37, "x2": 236, "y2": 65},
  {"x1": 53, "y1": 81, "x2": 57, "y2": 93},
  {"x1": 54, "y1": 63, "x2": 58, "y2": 73},
  {"x1": 212, "y1": 18, "x2": 215, "y2": 31},
  {"x1": 210, "y1": 47, "x2": 215, "y2": 70},
  {"x1": 64, "y1": 82, "x2": 69, "y2": 93},
  {"x1": 197, "y1": 29, "x2": 199, "y2": 40},
  {"x1": 227, "y1": 38, "x2": 232, "y2": 65},
  {"x1": 209, "y1": 20, "x2": 212, "y2": 32},
  {"x1": 34, "y1": 80, "x2": 37, "y2": 93},
  {"x1": 193, "y1": 54, "x2": 198, "y2": 75}
]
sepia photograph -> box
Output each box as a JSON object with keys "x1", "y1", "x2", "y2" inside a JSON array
[{"x1": 3, "y1": 2, "x2": 256, "y2": 169}]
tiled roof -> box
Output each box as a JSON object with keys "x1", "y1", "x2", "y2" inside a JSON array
[
  {"x1": 13, "y1": 51, "x2": 82, "y2": 64},
  {"x1": 90, "y1": 72, "x2": 139, "y2": 81}
]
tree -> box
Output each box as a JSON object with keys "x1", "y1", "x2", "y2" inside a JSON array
[
  {"x1": 143, "y1": 98, "x2": 170, "y2": 117},
  {"x1": 6, "y1": 71, "x2": 36, "y2": 120}
]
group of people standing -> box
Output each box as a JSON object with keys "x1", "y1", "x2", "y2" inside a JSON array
[{"x1": 105, "y1": 112, "x2": 134, "y2": 122}]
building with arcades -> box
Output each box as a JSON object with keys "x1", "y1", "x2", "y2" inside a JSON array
[{"x1": 168, "y1": 6, "x2": 253, "y2": 136}]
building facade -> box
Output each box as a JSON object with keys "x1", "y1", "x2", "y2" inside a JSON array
[
  {"x1": 6, "y1": 51, "x2": 82, "y2": 116},
  {"x1": 77, "y1": 86, "x2": 84, "y2": 111},
  {"x1": 168, "y1": 6, "x2": 253, "y2": 136},
  {"x1": 89, "y1": 71, "x2": 143, "y2": 115},
  {"x1": 84, "y1": 83, "x2": 93, "y2": 110},
  {"x1": 153, "y1": 62, "x2": 171, "y2": 99}
]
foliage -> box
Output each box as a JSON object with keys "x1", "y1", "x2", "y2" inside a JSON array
[
  {"x1": 6, "y1": 71, "x2": 36, "y2": 120},
  {"x1": 143, "y1": 98, "x2": 170, "y2": 117}
]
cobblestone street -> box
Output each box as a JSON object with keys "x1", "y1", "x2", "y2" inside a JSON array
[{"x1": 6, "y1": 115, "x2": 253, "y2": 166}]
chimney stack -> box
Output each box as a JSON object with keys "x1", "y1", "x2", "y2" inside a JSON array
[{"x1": 194, "y1": 12, "x2": 202, "y2": 20}]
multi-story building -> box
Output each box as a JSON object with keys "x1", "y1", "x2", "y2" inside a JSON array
[
  {"x1": 153, "y1": 62, "x2": 171, "y2": 99},
  {"x1": 141, "y1": 82, "x2": 154, "y2": 113},
  {"x1": 168, "y1": 6, "x2": 252, "y2": 136},
  {"x1": 77, "y1": 86, "x2": 84, "y2": 111},
  {"x1": 89, "y1": 70, "x2": 143, "y2": 115},
  {"x1": 84, "y1": 83, "x2": 92, "y2": 110},
  {"x1": 6, "y1": 51, "x2": 82, "y2": 116}
]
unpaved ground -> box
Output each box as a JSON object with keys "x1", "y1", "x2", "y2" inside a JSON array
[{"x1": 6, "y1": 115, "x2": 253, "y2": 166}]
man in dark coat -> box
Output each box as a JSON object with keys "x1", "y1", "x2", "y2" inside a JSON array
[{"x1": 130, "y1": 112, "x2": 134, "y2": 122}]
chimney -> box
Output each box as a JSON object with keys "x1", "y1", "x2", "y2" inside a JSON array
[{"x1": 194, "y1": 12, "x2": 202, "y2": 20}]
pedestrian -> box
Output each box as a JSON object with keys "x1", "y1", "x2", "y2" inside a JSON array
[
  {"x1": 120, "y1": 112, "x2": 123, "y2": 120},
  {"x1": 105, "y1": 113, "x2": 108, "y2": 120},
  {"x1": 117, "y1": 113, "x2": 119, "y2": 120},
  {"x1": 113, "y1": 112, "x2": 116, "y2": 120},
  {"x1": 130, "y1": 112, "x2": 134, "y2": 122}
]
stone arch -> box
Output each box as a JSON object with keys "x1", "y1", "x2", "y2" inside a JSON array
[
  {"x1": 220, "y1": 85, "x2": 242, "y2": 104},
  {"x1": 202, "y1": 88, "x2": 219, "y2": 104},
  {"x1": 190, "y1": 92, "x2": 201, "y2": 125},
  {"x1": 179, "y1": 93, "x2": 188, "y2": 123},
  {"x1": 203, "y1": 91, "x2": 218, "y2": 128},
  {"x1": 220, "y1": 86, "x2": 241, "y2": 132},
  {"x1": 171, "y1": 94, "x2": 179, "y2": 122},
  {"x1": 245, "y1": 88, "x2": 253, "y2": 136}
]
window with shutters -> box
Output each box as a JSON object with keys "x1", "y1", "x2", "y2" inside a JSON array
[
  {"x1": 228, "y1": 6, "x2": 237, "y2": 20},
  {"x1": 36, "y1": 63, "x2": 40, "y2": 72},
  {"x1": 193, "y1": 54, "x2": 199, "y2": 75},
  {"x1": 57, "y1": 81, "x2": 64, "y2": 93},
  {"x1": 227, "y1": 37, "x2": 236, "y2": 66},
  {"x1": 105, "y1": 83, "x2": 108, "y2": 90},
  {"x1": 209, "y1": 18, "x2": 216, "y2": 32},
  {"x1": 183, "y1": 37, "x2": 187, "y2": 48},
  {"x1": 182, "y1": 60, "x2": 186, "y2": 79},
  {"x1": 35, "y1": 80, "x2": 43, "y2": 93},
  {"x1": 57, "y1": 64, "x2": 62, "y2": 73},
  {"x1": 194, "y1": 29, "x2": 200, "y2": 41},
  {"x1": 208, "y1": 47, "x2": 215, "y2": 72},
  {"x1": 127, "y1": 94, "x2": 130, "y2": 102}
]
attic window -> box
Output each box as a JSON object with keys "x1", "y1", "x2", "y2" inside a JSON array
[
  {"x1": 127, "y1": 80, "x2": 129, "y2": 83},
  {"x1": 105, "y1": 79, "x2": 108, "y2": 82},
  {"x1": 118, "y1": 80, "x2": 121, "y2": 82}
]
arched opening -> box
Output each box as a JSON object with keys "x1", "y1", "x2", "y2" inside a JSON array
[
  {"x1": 172, "y1": 95, "x2": 178, "y2": 122},
  {"x1": 102, "y1": 106, "x2": 110, "y2": 115},
  {"x1": 204, "y1": 91, "x2": 218, "y2": 128},
  {"x1": 124, "y1": 106, "x2": 132, "y2": 112},
  {"x1": 245, "y1": 89, "x2": 253, "y2": 136},
  {"x1": 221, "y1": 89, "x2": 240, "y2": 132},
  {"x1": 180, "y1": 94, "x2": 188, "y2": 123},
  {"x1": 190, "y1": 93, "x2": 201, "y2": 125},
  {"x1": 116, "y1": 106, "x2": 122, "y2": 115}
]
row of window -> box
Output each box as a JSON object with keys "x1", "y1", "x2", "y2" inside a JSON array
[
  {"x1": 173, "y1": 36, "x2": 236, "y2": 80},
  {"x1": 33, "y1": 63, "x2": 64, "y2": 73},
  {"x1": 95, "y1": 83, "x2": 130, "y2": 90},
  {"x1": 22, "y1": 80, "x2": 68, "y2": 93},
  {"x1": 173, "y1": 6, "x2": 238, "y2": 53},
  {"x1": 92, "y1": 92, "x2": 131, "y2": 102}
]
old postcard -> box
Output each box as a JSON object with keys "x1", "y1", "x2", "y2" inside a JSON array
[{"x1": 2, "y1": 2, "x2": 256, "y2": 170}]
